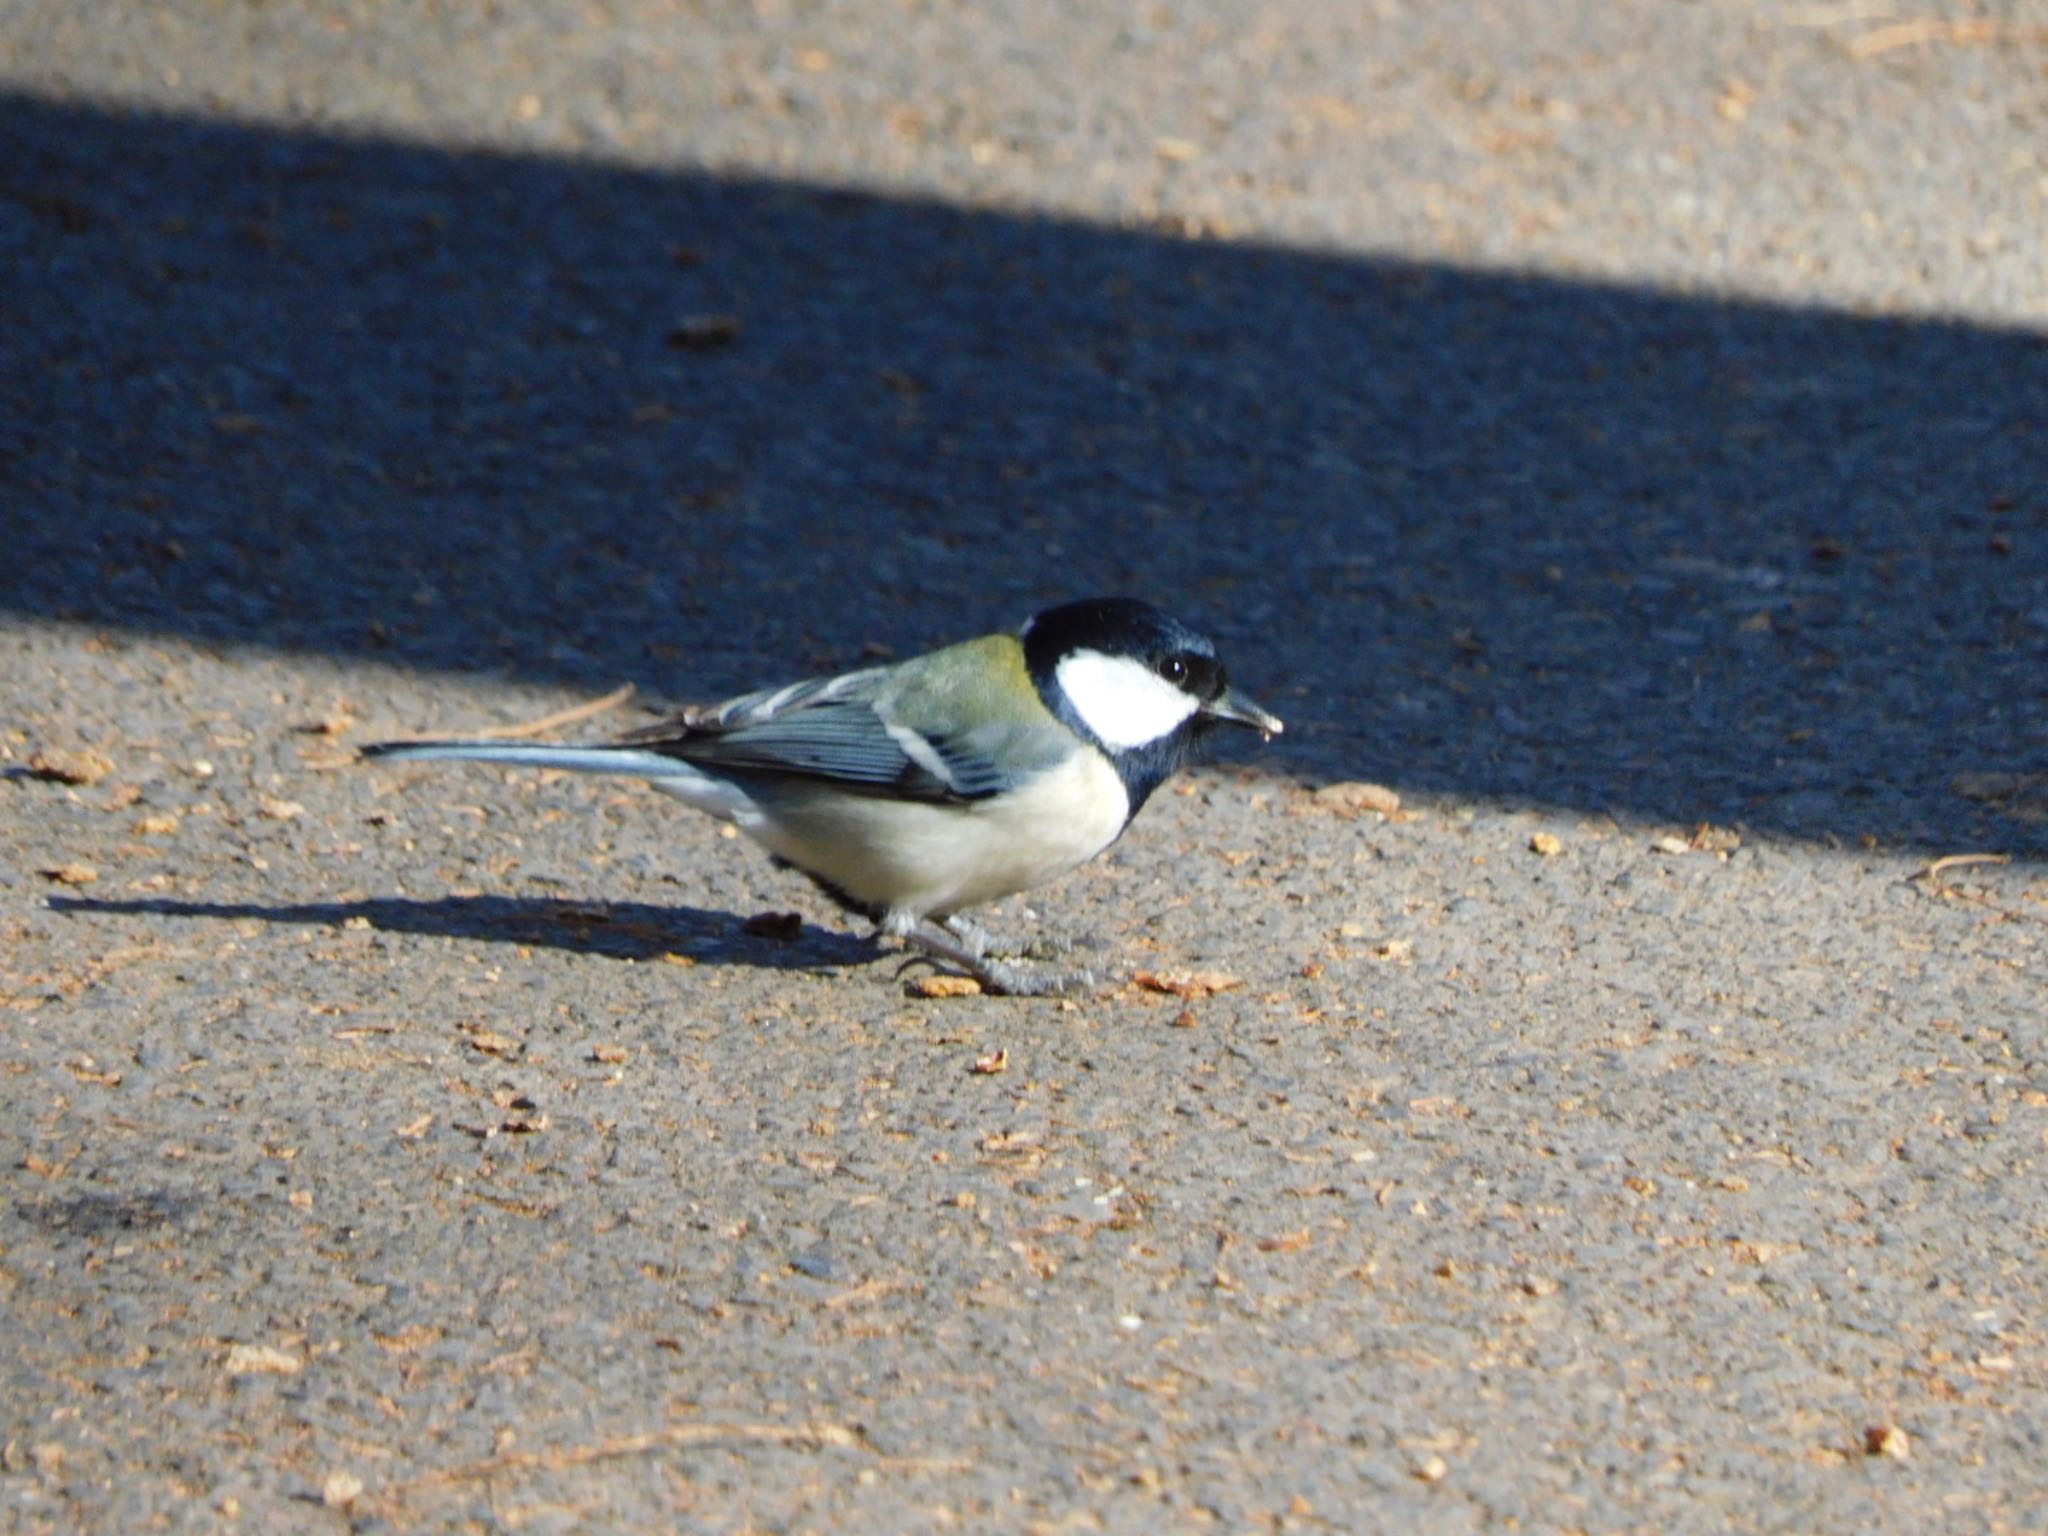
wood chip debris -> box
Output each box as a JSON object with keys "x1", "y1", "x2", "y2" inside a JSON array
[
  {"x1": 36, "y1": 864, "x2": 98, "y2": 886},
  {"x1": 1132, "y1": 969, "x2": 1243, "y2": 1000},
  {"x1": 1863, "y1": 1423, "x2": 1910, "y2": 1460}
]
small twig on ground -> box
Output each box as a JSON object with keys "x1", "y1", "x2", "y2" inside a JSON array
[
  {"x1": 1913, "y1": 852, "x2": 2010, "y2": 890},
  {"x1": 474, "y1": 682, "x2": 636, "y2": 740},
  {"x1": 1847, "y1": 19, "x2": 2048, "y2": 59}
]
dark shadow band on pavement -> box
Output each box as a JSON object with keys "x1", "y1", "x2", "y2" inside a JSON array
[
  {"x1": 6, "y1": 92, "x2": 2045, "y2": 856},
  {"x1": 46, "y1": 895, "x2": 875, "y2": 970}
]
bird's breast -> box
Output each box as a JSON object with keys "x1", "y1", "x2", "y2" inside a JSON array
[{"x1": 747, "y1": 749, "x2": 1132, "y2": 924}]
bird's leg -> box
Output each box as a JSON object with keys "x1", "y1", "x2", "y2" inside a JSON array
[{"x1": 903, "y1": 919, "x2": 1098, "y2": 997}]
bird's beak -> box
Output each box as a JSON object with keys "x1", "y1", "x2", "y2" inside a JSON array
[{"x1": 1202, "y1": 688, "x2": 1285, "y2": 739}]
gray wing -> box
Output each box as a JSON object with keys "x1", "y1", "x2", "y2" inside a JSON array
[{"x1": 614, "y1": 668, "x2": 1015, "y2": 803}]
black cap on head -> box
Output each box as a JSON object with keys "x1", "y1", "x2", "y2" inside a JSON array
[{"x1": 1021, "y1": 597, "x2": 1224, "y2": 701}]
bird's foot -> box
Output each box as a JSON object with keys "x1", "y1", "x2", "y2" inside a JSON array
[
  {"x1": 939, "y1": 915, "x2": 1097, "y2": 965},
  {"x1": 903, "y1": 920, "x2": 1100, "y2": 997}
]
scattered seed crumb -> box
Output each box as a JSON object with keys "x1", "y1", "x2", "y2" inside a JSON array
[
  {"x1": 1864, "y1": 1424, "x2": 1910, "y2": 1460},
  {"x1": 133, "y1": 813, "x2": 181, "y2": 836},
  {"x1": 1649, "y1": 834, "x2": 1693, "y2": 855},
  {"x1": 1371, "y1": 939, "x2": 1414, "y2": 963},
  {"x1": 37, "y1": 863, "x2": 98, "y2": 886},
  {"x1": 1529, "y1": 831, "x2": 1563, "y2": 856},
  {"x1": 257, "y1": 796, "x2": 306, "y2": 821},
  {"x1": 914, "y1": 975, "x2": 983, "y2": 999},
  {"x1": 969, "y1": 1047, "x2": 1009, "y2": 1074},
  {"x1": 590, "y1": 1043, "x2": 629, "y2": 1063},
  {"x1": 1414, "y1": 1454, "x2": 1448, "y2": 1483},
  {"x1": 321, "y1": 1470, "x2": 364, "y2": 1509}
]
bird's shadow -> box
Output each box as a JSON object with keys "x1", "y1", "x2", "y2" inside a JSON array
[{"x1": 47, "y1": 894, "x2": 878, "y2": 971}]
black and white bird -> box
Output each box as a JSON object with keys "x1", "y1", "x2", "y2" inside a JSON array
[{"x1": 363, "y1": 597, "x2": 1282, "y2": 993}]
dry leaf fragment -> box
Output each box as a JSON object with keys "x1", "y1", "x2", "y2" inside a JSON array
[
  {"x1": 225, "y1": 1342, "x2": 302, "y2": 1376},
  {"x1": 969, "y1": 1048, "x2": 1009, "y2": 1075},
  {"x1": 1864, "y1": 1424, "x2": 1910, "y2": 1460},
  {"x1": 37, "y1": 864, "x2": 97, "y2": 886},
  {"x1": 1312, "y1": 781, "x2": 1402, "y2": 819},
  {"x1": 1133, "y1": 969, "x2": 1242, "y2": 1000},
  {"x1": 913, "y1": 975, "x2": 983, "y2": 999},
  {"x1": 27, "y1": 748, "x2": 113, "y2": 785}
]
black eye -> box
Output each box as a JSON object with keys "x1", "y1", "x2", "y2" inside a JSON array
[{"x1": 1158, "y1": 655, "x2": 1188, "y2": 685}]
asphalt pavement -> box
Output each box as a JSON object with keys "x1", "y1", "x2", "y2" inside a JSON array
[{"x1": 4, "y1": 3, "x2": 2046, "y2": 1531}]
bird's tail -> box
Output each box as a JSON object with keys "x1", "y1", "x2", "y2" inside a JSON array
[{"x1": 360, "y1": 739, "x2": 689, "y2": 778}]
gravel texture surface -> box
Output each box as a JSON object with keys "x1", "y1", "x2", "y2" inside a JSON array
[{"x1": 4, "y1": 3, "x2": 2047, "y2": 1532}]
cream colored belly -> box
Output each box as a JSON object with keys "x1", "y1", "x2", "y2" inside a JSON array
[{"x1": 731, "y1": 750, "x2": 1131, "y2": 926}]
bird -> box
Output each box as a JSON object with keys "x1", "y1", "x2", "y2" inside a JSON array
[{"x1": 362, "y1": 596, "x2": 1282, "y2": 994}]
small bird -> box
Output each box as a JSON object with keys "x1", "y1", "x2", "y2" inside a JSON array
[{"x1": 363, "y1": 597, "x2": 1282, "y2": 993}]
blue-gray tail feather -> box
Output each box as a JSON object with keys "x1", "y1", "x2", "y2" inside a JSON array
[{"x1": 360, "y1": 740, "x2": 690, "y2": 778}]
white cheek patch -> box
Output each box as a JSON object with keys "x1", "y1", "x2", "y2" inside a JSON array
[{"x1": 1055, "y1": 649, "x2": 1200, "y2": 750}]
